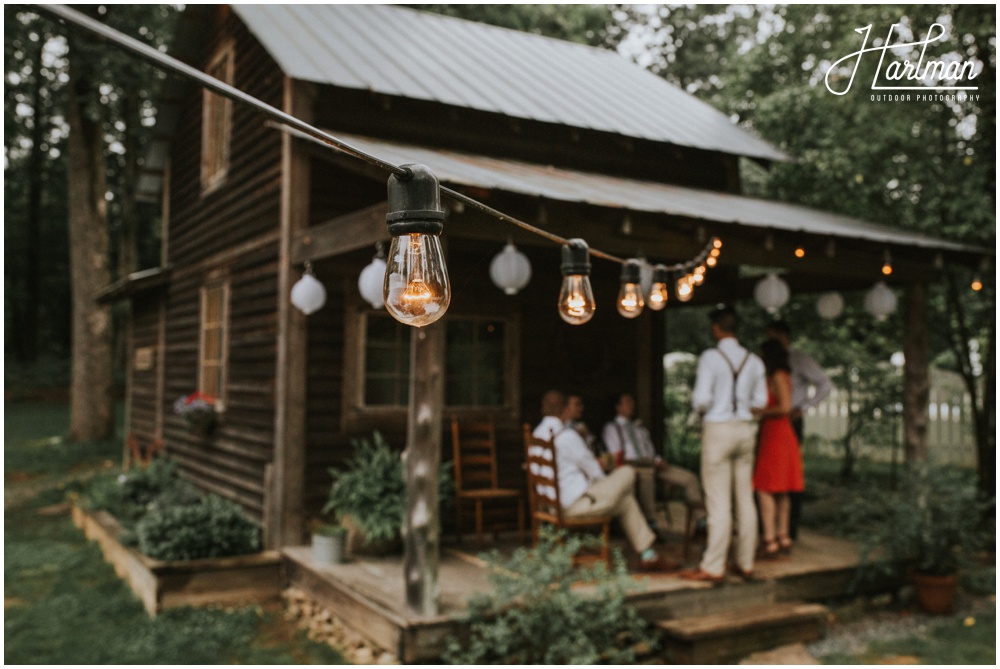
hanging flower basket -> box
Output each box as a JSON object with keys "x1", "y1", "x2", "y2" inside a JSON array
[{"x1": 173, "y1": 392, "x2": 218, "y2": 434}]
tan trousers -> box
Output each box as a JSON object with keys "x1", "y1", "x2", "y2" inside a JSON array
[
  {"x1": 565, "y1": 465, "x2": 656, "y2": 554},
  {"x1": 633, "y1": 464, "x2": 705, "y2": 523},
  {"x1": 699, "y1": 420, "x2": 758, "y2": 576}
]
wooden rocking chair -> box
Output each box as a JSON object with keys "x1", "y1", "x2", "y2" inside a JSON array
[
  {"x1": 522, "y1": 424, "x2": 611, "y2": 566},
  {"x1": 451, "y1": 415, "x2": 525, "y2": 546}
]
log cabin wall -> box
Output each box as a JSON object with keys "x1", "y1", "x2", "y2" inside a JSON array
[
  {"x1": 160, "y1": 9, "x2": 284, "y2": 521},
  {"x1": 126, "y1": 292, "x2": 164, "y2": 450}
]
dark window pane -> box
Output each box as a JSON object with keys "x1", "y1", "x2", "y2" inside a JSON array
[
  {"x1": 446, "y1": 375, "x2": 475, "y2": 406},
  {"x1": 447, "y1": 320, "x2": 473, "y2": 345},
  {"x1": 366, "y1": 345, "x2": 399, "y2": 374},
  {"x1": 365, "y1": 377, "x2": 396, "y2": 405},
  {"x1": 367, "y1": 314, "x2": 398, "y2": 343}
]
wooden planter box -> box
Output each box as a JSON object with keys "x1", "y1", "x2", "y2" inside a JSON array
[{"x1": 71, "y1": 505, "x2": 283, "y2": 616}]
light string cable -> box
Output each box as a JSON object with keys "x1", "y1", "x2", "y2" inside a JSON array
[{"x1": 33, "y1": 3, "x2": 719, "y2": 270}]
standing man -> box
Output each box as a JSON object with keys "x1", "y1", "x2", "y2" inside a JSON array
[
  {"x1": 533, "y1": 390, "x2": 676, "y2": 572},
  {"x1": 766, "y1": 320, "x2": 833, "y2": 540},
  {"x1": 681, "y1": 306, "x2": 767, "y2": 582},
  {"x1": 602, "y1": 392, "x2": 705, "y2": 526}
]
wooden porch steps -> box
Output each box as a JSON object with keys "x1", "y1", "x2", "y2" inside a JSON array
[{"x1": 655, "y1": 600, "x2": 829, "y2": 664}]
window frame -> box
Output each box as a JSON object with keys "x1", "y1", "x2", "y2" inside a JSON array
[
  {"x1": 200, "y1": 41, "x2": 235, "y2": 194},
  {"x1": 198, "y1": 278, "x2": 230, "y2": 411}
]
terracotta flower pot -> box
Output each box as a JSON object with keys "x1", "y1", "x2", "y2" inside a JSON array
[{"x1": 910, "y1": 571, "x2": 958, "y2": 614}]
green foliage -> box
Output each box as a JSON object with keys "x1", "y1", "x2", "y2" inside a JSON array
[
  {"x1": 846, "y1": 466, "x2": 994, "y2": 577},
  {"x1": 136, "y1": 494, "x2": 261, "y2": 561},
  {"x1": 443, "y1": 527, "x2": 655, "y2": 664},
  {"x1": 82, "y1": 458, "x2": 194, "y2": 531},
  {"x1": 324, "y1": 430, "x2": 454, "y2": 545},
  {"x1": 314, "y1": 523, "x2": 346, "y2": 538},
  {"x1": 663, "y1": 356, "x2": 701, "y2": 472}
]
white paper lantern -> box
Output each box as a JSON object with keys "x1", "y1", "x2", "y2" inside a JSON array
[
  {"x1": 754, "y1": 273, "x2": 790, "y2": 313},
  {"x1": 864, "y1": 281, "x2": 897, "y2": 321},
  {"x1": 290, "y1": 271, "x2": 326, "y2": 315},
  {"x1": 489, "y1": 242, "x2": 532, "y2": 295},
  {"x1": 816, "y1": 291, "x2": 845, "y2": 320},
  {"x1": 358, "y1": 255, "x2": 387, "y2": 309}
]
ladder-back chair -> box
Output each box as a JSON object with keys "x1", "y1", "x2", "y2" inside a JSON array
[
  {"x1": 523, "y1": 424, "x2": 611, "y2": 566},
  {"x1": 451, "y1": 415, "x2": 525, "y2": 546}
]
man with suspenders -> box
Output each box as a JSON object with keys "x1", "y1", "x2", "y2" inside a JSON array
[{"x1": 681, "y1": 306, "x2": 767, "y2": 582}]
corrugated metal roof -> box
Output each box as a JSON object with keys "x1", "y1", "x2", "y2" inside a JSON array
[
  {"x1": 231, "y1": 4, "x2": 787, "y2": 162},
  {"x1": 327, "y1": 132, "x2": 982, "y2": 255}
]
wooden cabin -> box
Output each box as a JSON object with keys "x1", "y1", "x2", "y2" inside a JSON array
[{"x1": 107, "y1": 4, "x2": 984, "y2": 548}]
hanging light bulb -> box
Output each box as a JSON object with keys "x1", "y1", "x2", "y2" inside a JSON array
[
  {"x1": 754, "y1": 273, "x2": 790, "y2": 313},
  {"x1": 881, "y1": 249, "x2": 893, "y2": 276},
  {"x1": 705, "y1": 255, "x2": 718, "y2": 268},
  {"x1": 638, "y1": 256, "x2": 653, "y2": 299},
  {"x1": 971, "y1": 274, "x2": 983, "y2": 291},
  {"x1": 675, "y1": 273, "x2": 694, "y2": 303},
  {"x1": 617, "y1": 259, "x2": 645, "y2": 318},
  {"x1": 489, "y1": 241, "x2": 532, "y2": 295},
  {"x1": 383, "y1": 164, "x2": 450, "y2": 327},
  {"x1": 864, "y1": 281, "x2": 897, "y2": 321},
  {"x1": 794, "y1": 246, "x2": 806, "y2": 258},
  {"x1": 647, "y1": 264, "x2": 669, "y2": 311},
  {"x1": 558, "y1": 239, "x2": 596, "y2": 325},
  {"x1": 358, "y1": 245, "x2": 387, "y2": 309},
  {"x1": 712, "y1": 237, "x2": 722, "y2": 250},
  {"x1": 971, "y1": 257, "x2": 988, "y2": 291},
  {"x1": 290, "y1": 261, "x2": 327, "y2": 315},
  {"x1": 692, "y1": 265, "x2": 706, "y2": 285}
]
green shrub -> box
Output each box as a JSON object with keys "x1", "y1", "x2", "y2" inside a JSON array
[
  {"x1": 324, "y1": 431, "x2": 453, "y2": 546},
  {"x1": 136, "y1": 494, "x2": 261, "y2": 561},
  {"x1": 82, "y1": 459, "x2": 192, "y2": 530},
  {"x1": 443, "y1": 527, "x2": 655, "y2": 664}
]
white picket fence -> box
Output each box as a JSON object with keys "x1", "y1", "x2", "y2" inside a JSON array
[{"x1": 805, "y1": 380, "x2": 977, "y2": 468}]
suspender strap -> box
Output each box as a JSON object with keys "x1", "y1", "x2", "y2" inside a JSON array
[{"x1": 716, "y1": 347, "x2": 749, "y2": 414}]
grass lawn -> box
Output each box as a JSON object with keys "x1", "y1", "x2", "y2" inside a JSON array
[{"x1": 4, "y1": 402, "x2": 345, "y2": 665}]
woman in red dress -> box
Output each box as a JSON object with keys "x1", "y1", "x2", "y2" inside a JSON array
[{"x1": 752, "y1": 339, "x2": 805, "y2": 558}]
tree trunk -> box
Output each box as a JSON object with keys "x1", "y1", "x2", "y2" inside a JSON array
[
  {"x1": 902, "y1": 281, "x2": 929, "y2": 462},
  {"x1": 976, "y1": 303, "x2": 995, "y2": 496},
  {"x1": 66, "y1": 52, "x2": 114, "y2": 441}
]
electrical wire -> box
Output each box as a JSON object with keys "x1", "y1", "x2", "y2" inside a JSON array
[{"x1": 33, "y1": 2, "x2": 720, "y2": 271}]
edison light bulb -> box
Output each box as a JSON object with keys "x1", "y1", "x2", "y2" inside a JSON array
[
  {"x1": 558, "y1": 239, "x2": 595, "y2": 325},
  {"x1": 617, "y1": 259, "x2": 645, "y2": 318},
  {"x1": 647, "y1": 265, "x2": 669, "y2": 311},
  {"x1": 706, "y1": 255, "x2": 718, "y2": 268},
  {"x1": 384, "y1": 233, "x2": 450, "y2": 327},
  {"x1": 676, "y1": 275, "x2": 694, "y2": 302},
  {"x1": 383, "y1": 163, "x2": 450, "y2": 327}
]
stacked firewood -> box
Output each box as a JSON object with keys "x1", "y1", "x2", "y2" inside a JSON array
[{"x1": 282, "y1": 588, "x2": 399, "y2": 664}]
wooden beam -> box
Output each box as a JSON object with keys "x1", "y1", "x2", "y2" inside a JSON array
[
  {"x1": 404, "y1": 322, "x2": 445, "y2": 616},
  {"x1": 903, "y1": 281, "x2": 930, "y2": 462},
  {"x1": 291, "y1": 202, "x2": 390, "y2": 264},
  {"x1": 269, "y1": 77, "x2": 313, "y2": 548}
]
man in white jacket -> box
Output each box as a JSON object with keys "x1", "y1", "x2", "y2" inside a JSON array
[{"x1": 533, "y1": 390, "x2": 675, "y2": 572}]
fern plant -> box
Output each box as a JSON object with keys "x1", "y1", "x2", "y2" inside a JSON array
[{"x1": 443, "y1": 527, "x2": 655, "y2": 664}]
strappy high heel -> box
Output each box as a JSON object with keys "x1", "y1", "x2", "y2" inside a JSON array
[
  {"x1": 758, "y1": 538, "x2": 782, "y2": 560},
  {"x1": 777, "y1": 533, "x2": 794, "y2": 555}
]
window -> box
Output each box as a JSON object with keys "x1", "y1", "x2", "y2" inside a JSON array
[
  {"x1": 363, "y1": 312, "x2": 410, "y2": 406},
  {"x1": 201, "y1": 43, "x2": 234, "y2": 192},
  {"x1": 199, "y1": 280, "x2": 229, "y2": 404},
  {"x1": 359, "y1": 313, "x2": 510, "y2": 409},
  {"x1": 445, "y1": 318, "x2": 506, "y2": 407}
]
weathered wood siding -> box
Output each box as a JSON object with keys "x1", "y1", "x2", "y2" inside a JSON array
[
  {"x1": 161, "y1": 11, "x2": 284, "y2": 521},
  {"x1": 126, "y1": 293, "x2": 163, "y2": 448}
]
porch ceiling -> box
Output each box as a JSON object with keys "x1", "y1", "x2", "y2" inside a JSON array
[{"x1": 321, "y1": 132, "x2": 987, "y2": 264}]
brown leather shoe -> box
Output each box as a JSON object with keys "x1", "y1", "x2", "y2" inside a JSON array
[
  {"x1": 678, "y1": 568, "x2": 725, "y2": 583},
  {"x1": 637, "y1": 556, "x2": 681, "y2": 573},
  {"x1": 730, "y1": 565, "x2": 755, "y2": 581}
]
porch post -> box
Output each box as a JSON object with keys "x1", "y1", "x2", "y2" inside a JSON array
[
  {"x1": 902, "y1": 281, "x2": 930, "y2": 462},
  {"x1": 404, "y1": 322, "x2": 445, "y2": 616}
]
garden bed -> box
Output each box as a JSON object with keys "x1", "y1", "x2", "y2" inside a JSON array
[{"x1": 71, "y1": 504, "x2": 283, "y2": 616}]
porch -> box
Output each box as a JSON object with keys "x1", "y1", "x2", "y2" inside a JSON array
[{"x1": 282, "y1": 523, "x2": 877, "y2": 663}]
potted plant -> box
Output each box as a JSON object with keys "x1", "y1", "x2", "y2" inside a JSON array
[
  {"x1": 310, "y1": 521, "x2": 347, "y2": 565},
  {"x1": 324, "y1": 430, "x2": 454, "y2": 556},
  {"x1": 173, "y1": 391, "x2": 219, "y2": 434},
  {"x1": 852, "y1": 466, "x2": 992, "y2": 614}
]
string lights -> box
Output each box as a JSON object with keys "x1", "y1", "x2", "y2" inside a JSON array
[
  {"x1": 616, "y1": 259, "x2": 645, "y2": 318},
  {"x1": 35, "y1": 4, "x2": 749, "y2": 327}
]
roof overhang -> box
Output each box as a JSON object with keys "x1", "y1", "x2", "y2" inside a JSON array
[
  {"x1": 315, "y1": 132, "x2": 989, "y2": 265},
  {"x1": 95, "y1": 266, "x2": 172, "y2": 304}
]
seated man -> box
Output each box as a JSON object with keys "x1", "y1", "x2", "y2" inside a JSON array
[
  {"x1": 533, "y1": 390, "x2": 675, "y2": 572},
  {"x1": 602, "y1": 392, "x2": 705, "y2": 528}
]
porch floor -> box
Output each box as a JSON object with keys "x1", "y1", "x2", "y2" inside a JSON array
[{"x1": 283, "y1": 521, "x2": 874, "y2": 663}]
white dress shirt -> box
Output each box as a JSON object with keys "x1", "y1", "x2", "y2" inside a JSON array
[
  {"x1": 532, "y1": 415, "x2": 606, "y2": 507},
  {"x1": 602, "y1": 416, "x2": 656, "y2": 460},
  {"x1": 692, "y1": 337, "x2": 767, "y2": 422},
  {"x1": 788, "y1": 348, "x2": 833, "y2": 412}
]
